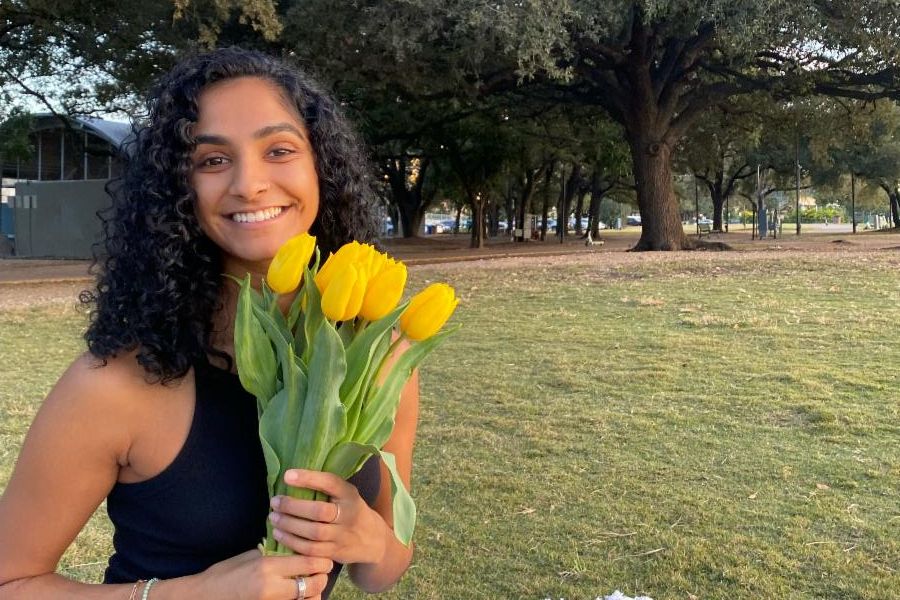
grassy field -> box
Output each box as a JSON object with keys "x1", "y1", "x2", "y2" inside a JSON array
[{"x1": 1, "y1": 250, "x2": 898, "y2": 599}]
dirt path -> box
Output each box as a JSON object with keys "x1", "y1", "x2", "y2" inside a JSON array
[{"x1": 2, "y1": 228, "x2": 898, "y2": 311}]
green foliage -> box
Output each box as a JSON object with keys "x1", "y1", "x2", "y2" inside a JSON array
[
  {"x1": 782, "y1": 205, "x2": 846, "y2": 223},
  {"x1": 0, "y1": 110, "x2": 34, "y2": 160},
  {"x1": 8, "y1": 0, "x2": 900, "y2": 247}
]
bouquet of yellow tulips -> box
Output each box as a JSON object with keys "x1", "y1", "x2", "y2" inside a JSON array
[{"x1": 232, "y1": 233, "x2": 458, "y2": 554}]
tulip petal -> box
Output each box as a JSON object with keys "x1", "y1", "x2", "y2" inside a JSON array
[
  {"x1": 321, "y1": 265, "x2": 359, "y2": 321},
  {"x1": 399, "y1": 283, "x2": 458, "y2": 341},
  {"x1": 266, "y1": 233, "x2": 317, "y2": 294}
]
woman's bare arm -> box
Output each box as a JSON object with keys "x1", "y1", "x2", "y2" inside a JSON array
[
  {"x1": 0, "y1": 354, "x2": 333, "y2": 600},
  {"x1": 346, "y1": 368, "x2": 419, "y2": 592}
]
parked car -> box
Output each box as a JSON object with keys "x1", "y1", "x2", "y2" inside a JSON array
[
  {"x1": 626, "y1": 214, "x2": 642, "y2": 226},
  {"x1": 568, "y1": 217, "x2": 589, "y2": 230},
  {"x1": 568, "y1": 217, "x2": 608, "y2": 231},
  {"x1": 697, "y1": 217, "x2": 713, "y2": 226}
]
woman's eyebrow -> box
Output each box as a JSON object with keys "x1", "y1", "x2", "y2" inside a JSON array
[
  {"x1": 254, "y1": 123, "x2": 306, "y2": 140},
  {"x1": 194, "y1": 122, "x2": 307, "y2": 146}
]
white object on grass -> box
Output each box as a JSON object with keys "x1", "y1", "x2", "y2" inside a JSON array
[{"x1": 605, "y1": 591, "x2": 654, "y2": 600}]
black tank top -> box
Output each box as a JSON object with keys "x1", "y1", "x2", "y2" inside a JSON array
[{"x1": 103, "y1": 362, "x2": 381, "y2": 599}]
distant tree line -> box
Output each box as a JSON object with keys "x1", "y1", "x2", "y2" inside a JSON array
[{"x1": 4, "y1": 1, "x2": 900, "y2": 249}]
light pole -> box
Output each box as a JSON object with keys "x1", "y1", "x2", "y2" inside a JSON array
[
  {"x1": 795, "y1": 132, "x2": 801, "y2": 235},
  {"x1": 695, "y1": 174, "x2": 700, "y2": 236}
]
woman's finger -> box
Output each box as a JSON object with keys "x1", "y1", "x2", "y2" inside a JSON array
[
  {"x1": 283, "y1": 469, "x2": 349, "y2": 498},
  {"x1": 267, "y1": 554, "x2": 333, "y2": 577},
  {"x1": 271, "y1": 496, "x2": 338, "y2": 523},
  {"x1": 272, "y1": 527, "x2": 337, "y2": 558},
  {"x1": 271, "y1": 511, "x2": 336, "y2": 542},
  {"x1": 282, "y1": 572, "x2": 329, "y2": 599}
]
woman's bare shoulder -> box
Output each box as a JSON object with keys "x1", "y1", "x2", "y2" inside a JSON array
[
  {"x1": 62, "y1": 349, "x2": 153, "y2": 390},
  {"x1": 58, "y1": 350, "x2": 193, "y2": 405},
  {"x1": 0, "y1": 351, "x2": 168, "y2": 582},
  {"x1": 46, "y1": 350, "x2": 196, "y2": 459},
  {"x1": 35, "y1": 352, "x2": 154, "y2": 461}
]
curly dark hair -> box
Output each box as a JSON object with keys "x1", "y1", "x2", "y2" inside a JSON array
[{"x1": 81, "y1": 47, "x2": 379, "y2": 383}]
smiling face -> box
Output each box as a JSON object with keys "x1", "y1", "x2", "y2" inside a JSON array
[{"x1": 190, "y1": 76, "x2": 320, "y2": 277}]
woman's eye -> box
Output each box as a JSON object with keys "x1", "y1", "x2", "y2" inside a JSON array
[
  {"x1": 198, "y1": 156, "x2": 227, "y2": 168},
  {"x1": 269, "y1": 148, "x2": 295, "y2": 158}
]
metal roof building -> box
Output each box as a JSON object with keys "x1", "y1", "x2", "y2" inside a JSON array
[{"x1": 1, "y1": 113, "x2": 131, "y2": 258}]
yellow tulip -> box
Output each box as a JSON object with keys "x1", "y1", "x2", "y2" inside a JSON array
[
  {"x1": 358, "y1": 244, "x2": 388, "y2": 279},
  {"x1": 399, "y1": 283, "x2": 459, "y2": 341},
  {"x1": 359, "y1": 259, "x2": 408, "y2": 321},
  {"x1": 321, "y1": 264, "x2": 368, "y2": 321},
  {"x1": 314, "y1": 241, "x2": 362, "y2": 293},
  {"x1": 266, "y1": 233, "x2": 317, "y2": 294}
]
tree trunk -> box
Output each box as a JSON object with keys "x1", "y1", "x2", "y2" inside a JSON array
[
  {"x1": 505, "y1": 178, "x2": 515, "y2": 235},
  {"x1": 470, "y1": 194, "x2": 485, "y2": 248},
  {"x1": 557, "y1": 165, "x2": 568, "y2": 243},
  {"x1": 560, "y1": 164, "x2": 581, "y2": 243},
  {"x1": 540, "y1": 160, "x2": 556, "y2": 241},
  {"x1": 386, "y1": 157, "x2": 430, "y2": 238},
  {"x1": 588, "y1": 172, "x2": 604, "y2": 238},
  {"x1": 628, "y1": 136, "x2": 690, "y2": 250},
  {"x1": 574, "y1": 190, "x2": 586, "y2": 237},
  {"x1": 516, "y1": 167, "x2": 538, "y2": 242},
  {"x1": 709, "y1": 182, "x2": 725, "y2": 232},
  {"x1": 491, "y1": 199, "x2": 501, "y2": 237},
  {"x1": 891, "y1": 191, "x2": 900, "y2": 228},
  {"x1": 454, "y1": 204, "x2": 462, "y2": 234}
]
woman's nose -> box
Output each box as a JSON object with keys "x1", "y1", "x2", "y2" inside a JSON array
[{"x1": 228, "y1": 156, "x2": 270, "y2": 200}]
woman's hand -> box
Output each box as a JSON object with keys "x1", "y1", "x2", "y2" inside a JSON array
[
  {"x1": 196, "y1": 549, "x2": 332, "y2": 600},
  {"x1": 269, "y1": 469, "x2": 389, "y2": 566}
]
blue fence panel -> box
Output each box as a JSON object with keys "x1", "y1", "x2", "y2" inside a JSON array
[{"x1": 0, "y1": 202, "x2": 13, "y2": 236}]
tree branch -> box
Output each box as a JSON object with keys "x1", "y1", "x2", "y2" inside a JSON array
[
  {"x1": 654, "y1": 21, "x2": 715, "y2": 105},
  {"x1": 668, "y1": 82, "x2": 744, "y2": 142}
]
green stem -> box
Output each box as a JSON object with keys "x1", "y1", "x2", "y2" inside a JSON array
[
  {"x1": 350, "y1": 332, "x2": 406, "y2": 441},
  {"x1": 344, "y1": 330, "x2": 403, "y2": 442},
  {"x1": 354, "y1": 318, "x2": 368, "y2": 335},
  {"x1": 376, "y1": 333, "x2": 406, "y2": 379}
]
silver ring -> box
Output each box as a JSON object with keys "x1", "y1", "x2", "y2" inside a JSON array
[
  {"x1": 295, "y1": 576, "x2": 307, "y2": 599},
  {"x1": 329, "y1": 503, "x2": 341, "y2": 524}
]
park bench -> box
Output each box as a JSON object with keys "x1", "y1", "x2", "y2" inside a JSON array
[
  {"x1": 585, "y1": 231, "x2": 604, "y2": 246},
  {"x1": 697, "y1": 221, "x2": 713, "y2": 237}
]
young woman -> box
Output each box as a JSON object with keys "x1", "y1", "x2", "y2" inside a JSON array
[{"x1": 0, "y1": 47, "x2": 418, "y2": 600}]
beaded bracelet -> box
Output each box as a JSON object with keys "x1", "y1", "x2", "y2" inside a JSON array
[{"x1": 141, "y1": 577, "x2": 160, "y2": 600}]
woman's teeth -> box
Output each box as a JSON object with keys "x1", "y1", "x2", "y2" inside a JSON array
[{"x1": 231, "y1": 207, "x2": 284, "y2": 223}]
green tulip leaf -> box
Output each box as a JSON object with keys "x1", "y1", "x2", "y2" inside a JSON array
[
  {"x1": 322, "y1": 440, "x2": 376, "y2": 479},
  {"x1": 380, "y1": 450, "x2": 416, "y2": 546},
  {"x1": 320, "y1": 442, "x2": 416, "y2": 546},
  {"x1": 356, "y1": 325, "x2": 460, "y2": 445},
  {"x1": 292, "y1": 322, "x2": 347, "y2": 484},
  {"x1": 234, "y1": 274, "x2": 277, "y2": 411},
  {"x1": 342, "y1": 332, "x2": 391, "y2": 442},
  {"x1": 258, "y1": 428, "x2": 282, "y2": 497},
  {"x1": 338, "y1": 319, "x2": 355, "y2": 348},
  {"x1": 286, "y1": 283, "x2": 306, "y2": 332},
  {"x1": 259, "y1": 360, "x2": 308, "y2": 482},
  {"x1": 302, "y1": 266, "x2": 326, "y2": 364},
  {"x1": 341, "y1": 302, "x2": 407, "y2": 400},
  {"x1": 251, "y1": 303, "x2": 294, "y2": 369}
]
